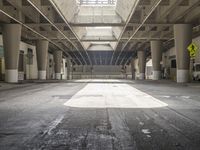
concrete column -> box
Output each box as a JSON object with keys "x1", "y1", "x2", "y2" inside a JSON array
[
  {"x1": 174, "y1": 24, "x2": 192, "y2": 83},
  {"x1": 150, "y1": 40, "x2": 163, "y2": 80},
  {"x1": 62, "y1": 59, "x2": 67, "y2": 79},
  {"x1": 82, "y1": 65, "x2": 86, "y2": 79},
  {"x1": 36, "y1": 40, "x2": 49, "y2": 80},
  {"x1": 53, "y1": 50, "x2": 62, "y2": 80},
  {"x1": 131, "y1": 58, "x2": 135, "y2": 80},
  {"x1": 2, "y1": 24, "x2": 22, "y2": 83},
  {"x1": 67, "y1": 59, "x2": 72, "y2": 80},
  {"x1": 137, "y1": 50, "x2": 146, "y2": 80}
]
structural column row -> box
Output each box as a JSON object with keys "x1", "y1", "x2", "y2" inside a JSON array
[
  {"x1": 134, "y1": 24, "x2": 192, "y2": 83},
  {"x1": 36, "y1": 40, "x2": 49, "y2": 80},
  {"x1": 53, "y1": 50, "x2": 62, "y2": 80},
  {"x1": 174, "y1": 24, "x2": 192, "y2": 83},
  {"x1": 2, "y1": 24, "x2": 192, "y2": 83},
  {"x1": 150, "y1": 40, "x2": 162, "y2": 80},
  {"x1": 2, "y1": 24, "x2": 70, "y2": 82}
]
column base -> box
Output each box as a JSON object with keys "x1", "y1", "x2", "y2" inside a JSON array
[
  {"x1": 132, "y1": 72, "x2": 135, "y2": 80},
  {"x1": 18, "y1": 71, "x2": 24, "y2": 81},
  {"x1": 5, "y1": 69, "x2": 18, "y2": 83},
  {"x1": 139, "y1": 73, "x2": 145, "y2": 80},
  {"x1": 38, "y1": 71, "x2": 46, "y2": 80},
  {"x1": 152, "y1": 71, "x2": 161, "y2": 80},
  {"x1": 177, "y1": 69, "x2": 189, "y2": 83},
  {"x1": 55, "y1": 73, "x2": 61, "y2": 80},
  {"x1": 67, "y1": 74, "x2": 72, "y2": 80}
]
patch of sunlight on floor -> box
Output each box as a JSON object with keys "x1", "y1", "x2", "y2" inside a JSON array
[
  {"x1": 64, "y1": 79, "x2": 168, "y2": 108},
  {"x1": 74, "y1": 79, "x2": 122, "y2": 83}
]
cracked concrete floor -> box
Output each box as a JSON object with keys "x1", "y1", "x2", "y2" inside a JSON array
[{"x1": 0, "y1": 79, "x2": 200, "y2": 150}]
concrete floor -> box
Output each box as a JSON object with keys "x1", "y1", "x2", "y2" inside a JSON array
[{"x1": 0, "y1": 80, "x2": 200, "y2": 150}]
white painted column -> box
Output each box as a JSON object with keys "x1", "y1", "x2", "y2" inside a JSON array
[
  {"x1": 62, "y1": 59, "x2": 67, "y2": 79},
  {"x1": 36, "y1": 40, "x2": 49, "y2": 80},
  {"x1": 150, "y1": 40, "x2": 163, "y2": 80},
  {"x1": 53, "y1": 50, "x2": 62, "y2": 80},
  {"x1": 174, "y1": 24, "x2": 192, "y2": 83},
  {"x1": 2, "y1": 24, "x2": 22, "y2": 83},
  {"x1": 67, "y1": 59, "x2": 72, "y2": 80}
]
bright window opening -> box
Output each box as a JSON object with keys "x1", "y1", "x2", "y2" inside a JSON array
[
  {"x1": 77, "y1": 0, "x2": 116, "y2": 5},
  {"x1": 86, "y1": 27, "x2": 113, "y2": 36}
]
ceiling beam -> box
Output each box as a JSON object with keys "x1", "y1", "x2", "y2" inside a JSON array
[
  {"x1": 109, "y1": 0, "x2": 141, "y2": 65},
  {"x1": 114, "y1": 0, "x2": 163, "y2": 65},
  {"x1": 48, "y1": 0, "x2": 92, "y2": 65},
  {"x1": 0, "y1": 8, "x2": 81, "y2": 65}
]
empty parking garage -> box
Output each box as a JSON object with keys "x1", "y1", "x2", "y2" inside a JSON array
[{"x1": 0, "y1": 0, "x2": 200, "y2": 150}]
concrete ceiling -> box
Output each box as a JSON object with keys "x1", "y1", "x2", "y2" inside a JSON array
[{"x1": 0, "y1": 0, "x2": 200, "y2": 65}]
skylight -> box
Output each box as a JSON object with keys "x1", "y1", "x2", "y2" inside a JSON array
[
  {"x1": 86, "y1": 27, "x2": 113, "y2": 36},
  {"x1": 77, "y1": 0, "x2": 116, "y2": 5}
]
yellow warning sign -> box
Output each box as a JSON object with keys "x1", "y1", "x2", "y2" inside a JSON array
[{"x1": 187, "y1": 43, "x2": 198, "y2": 58}]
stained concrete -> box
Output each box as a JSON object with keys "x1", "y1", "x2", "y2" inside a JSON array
[{"x1": 0, "y1": 79, "x2": 200, "y2": 150}]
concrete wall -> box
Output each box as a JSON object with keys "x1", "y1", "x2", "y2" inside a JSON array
[
  {"x1": 72, "y1": 65, "x2": 132, "y2": 79},
  {"x1": 47, "y1": 53, "x2": 54, "y2": 79},
  {"x1": 146, "y1": 59, "x2": 153, "y2": 79},
  {"x1": 61, "y1": 58, "x2": 67, "y2": 80},
  {"x1": 162, "y1": 47, "x2": 176, "y2": 80},
  {"x1": 46, "y1": 53, "x2": 67, "y2": 80},
  {"x1": 115, "y1": 0, "x2": 138, "y2": 22},
  {"x1": 52, "y1": 0, "x2": 79, "y2": 22}
]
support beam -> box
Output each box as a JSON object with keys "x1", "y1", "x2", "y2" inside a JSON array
[
  {"x1": 174, "y1": 24, "x2": 192, "y2": 83},
  {"x1": 137, "y1": 50, "x2": 146, "y2": 80},
  {"x1": 2, "y1": 24, "x2": 22, "y2": 83},
  {"x1": 36, "y1": 40, "x2": 49, "y2": 80},
  {"x1": 53, "y1": 50, "x2": 62, "y2": 80},
  {"x1": 150, "y1": 40, "x2": 163, "y2": 80}
]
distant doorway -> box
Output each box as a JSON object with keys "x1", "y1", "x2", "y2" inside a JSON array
[{"x1": 18, "y1": 51, "x2": 24, "y2": 80}]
